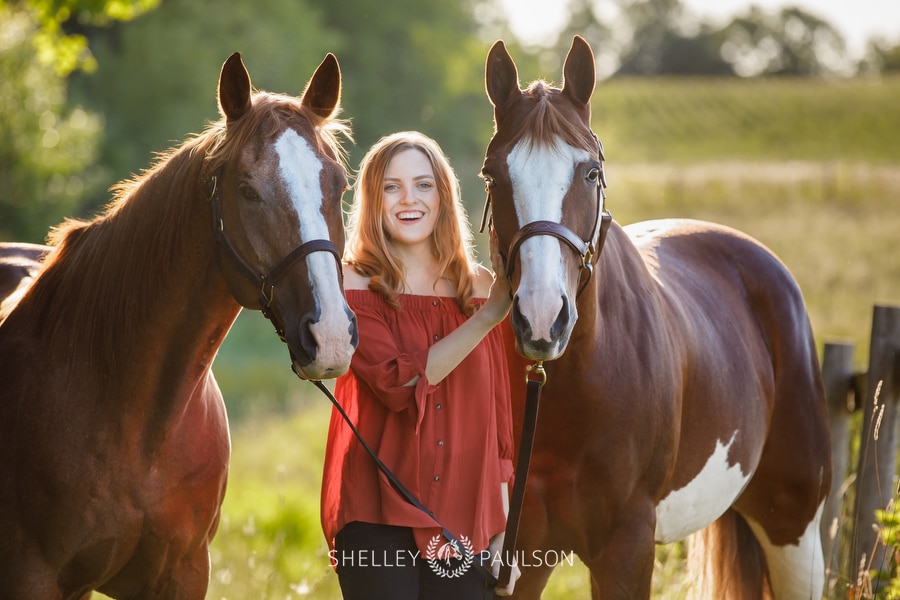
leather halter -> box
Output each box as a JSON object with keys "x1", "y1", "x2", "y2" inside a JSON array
[
  {"x1": 207, "y1": 166, "x2": 342, "y2": 343},
  {"x1": 481, "y1": 134, "x2": 612, "y2": 296}
]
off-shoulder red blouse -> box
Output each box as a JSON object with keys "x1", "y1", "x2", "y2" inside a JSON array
[{"x1": 321, "y1": 289, "x2": 514, "y2": 555}]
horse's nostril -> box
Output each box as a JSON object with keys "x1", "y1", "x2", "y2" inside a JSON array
[
  {"x1": 550, "y1": 296, "x2": 569, "y2": 340},
  {"x1": 510, "y1": 296, "x2": 530, "y2": 338},
  {"x1": 293, "y1": 314, "x2": 318, "y2": 366},
  {"x1": 347, "y1": 309, "x2": 359, "y2": 349}
]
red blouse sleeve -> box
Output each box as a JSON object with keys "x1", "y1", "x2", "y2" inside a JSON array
[{"x1": 346, "y1": 292, "x2": 437, "y2": 429}]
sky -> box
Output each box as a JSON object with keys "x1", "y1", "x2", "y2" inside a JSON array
[{"x1": 499, "y1": 0, "x2": 900, "y2": 61}]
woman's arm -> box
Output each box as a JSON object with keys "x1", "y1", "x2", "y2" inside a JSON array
[{"x1": 405, "y1": 233, "x2": 511, "y2": 386}]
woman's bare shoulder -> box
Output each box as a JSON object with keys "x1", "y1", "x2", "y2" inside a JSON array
[
  {"x1": 342, "y1": 263, "x2": 371, "y2": 291},
  {"x1": 472, "y1": 264, "x2": 495, "y2": 298}
]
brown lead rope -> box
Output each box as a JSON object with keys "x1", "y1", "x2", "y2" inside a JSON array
[
  {"x1": 312, "y1": 380, "x2": 499, "y2": 589},
  {"x1": 496, "y1": 361, "x2": 546, "y2": 593}
]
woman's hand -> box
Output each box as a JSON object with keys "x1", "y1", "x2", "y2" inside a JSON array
[
  {"x1": 482, "y1": 229, "x2": 512, "y2": 324},
  {"x1": 487, "y1": 531, "x2": 521, "y2": 596}
]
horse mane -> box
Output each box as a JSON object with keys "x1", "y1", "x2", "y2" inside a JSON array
[
  {"x1": 515, "y1": 81, "x2": 597, "y2": 156},
  {"x1": 18, "y1": 91, "x2": 350, "y2": 381}
]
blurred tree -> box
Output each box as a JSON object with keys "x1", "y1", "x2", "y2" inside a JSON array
[
  {"x1": 613, "y1": 0, "x2": 733, "y2": 76},
  {"x1": 70, "y1": 0, "x2": 494, "y2": 227},
  {"x1": 863, "y1": 38, "x2": 900, "y2": 73},
  {"x1": 2, "y1": 0, "x2": 158, "y2": 75},
  {"x1": 617, "y1": 27, "x2": 733, "y2": 76},
  {"x1": 547, "y1": 0, "x2": 616, "y2": 78},
  {"x1": 0, "y1": 4, "x2": 104, "y2": 242},
  {"x1": 69, "y1": 0, "x2": 338, "y2": 199},
  {"x1": 720, "y1": 5, "x2": 848, "y2": 77},
  {"x1": 305, "y1": 0, "x2": 491, "y2": 167}
]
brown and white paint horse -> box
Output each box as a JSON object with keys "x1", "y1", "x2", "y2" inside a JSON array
[
  {"x1": 483, "y1": 37, "x2": 831, "y2": 599},
  {"x1": 0, "y1": 53, "x2": 356, "y2": 598}
]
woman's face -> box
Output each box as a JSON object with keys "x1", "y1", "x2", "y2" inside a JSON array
[{"x1": 380, "y1": 148, "x2": 441, "y2": 252}]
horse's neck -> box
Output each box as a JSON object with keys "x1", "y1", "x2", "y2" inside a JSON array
[
  {"x1": 106, "y1": 182, "x2": 240, "y2": 396},
  {"x1": 32, "y1": 166, "x2": 239, "y2": 413},
  {"x1": 576, "y1": 224, "x2": 664, "y2": 342}
]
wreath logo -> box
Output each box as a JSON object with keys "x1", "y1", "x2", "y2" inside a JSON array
[{"x1": 424, "y1": 534, "x2": 475, "y2": 578}]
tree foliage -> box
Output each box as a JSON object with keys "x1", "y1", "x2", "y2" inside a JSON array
[
  {"x1": 2, "y1": 0, "x2": 897, "y2": 243},
  {"x1": 0, "y1": 3, "x2": 103, "y2": 241},
  {"x1": 721, "y1": 5, "x2": 849, "y2": 77},
  {"x1": 2, "y1": 0, "x2": 158, "y2": 75},
  {"x1": 66, "y1": 0, "x2": 493, "y2": 229}
]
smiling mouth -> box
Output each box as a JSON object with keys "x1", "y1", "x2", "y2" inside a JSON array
[{"x1": 397, "y1": 211, "x2": 425, "y2": 221}]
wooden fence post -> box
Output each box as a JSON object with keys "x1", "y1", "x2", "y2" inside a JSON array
[
  {"x1": 821, "y1": 341, "x2": 856, "y2": 580},
  {"x1": 852, "y1": 305, "x2": 900, "y2": 582}
]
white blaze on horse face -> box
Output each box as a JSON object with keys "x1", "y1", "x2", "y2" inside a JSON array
[
  {"x1": 654, "y1": 433, "x2": 752, "y2": 543},
  {"x1": 275, "y1": 130, "x2": 353, "y2": 370},
  {"x1": 506, "y1": 138, "x2": 591, "y2": 344}
]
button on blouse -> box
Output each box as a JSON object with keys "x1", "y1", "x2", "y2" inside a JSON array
[{"x1": 321, "y1": 290, "x2": 514, "y2": 556}]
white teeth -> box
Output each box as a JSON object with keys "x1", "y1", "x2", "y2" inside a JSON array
[{"x1": 398, "y1": 211, "x2": 424, "y2": 221}]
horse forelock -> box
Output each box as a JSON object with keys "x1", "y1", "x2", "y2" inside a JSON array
[
  {"x1": 206, "y1": 92, "x2": 351, "y2": 175},
  {"x1": 511, "y1": 81, "x2": 596, "y2": 156}
]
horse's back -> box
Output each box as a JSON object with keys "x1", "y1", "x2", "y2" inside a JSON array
[
  {"x1": 0, "y1": 242, "x2": 48, "y2": 310},
  {"x1": 626, "y1": 218, "x2": 830, "y2": 544},
  {"x1": 626, "y1": 218, "x2": 816, "y2": 366}
]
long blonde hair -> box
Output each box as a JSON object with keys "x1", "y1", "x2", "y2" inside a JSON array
[{"x1": 345, "y1": 131, "x2": 478, "y2": 315}]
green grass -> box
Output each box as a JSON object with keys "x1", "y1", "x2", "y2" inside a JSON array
[
  {"x1": 206, "y1": 403, "x2": 688, "y2": 599},
  {"x1": 591, "y1": 77, "x2": 900, "y2": 164},
  {"x1": 93, "y1": 75, "x2": 900, "y2": 598},
  {"x1": 194, "y1": 159, "x2": 899, "y2": 599}
]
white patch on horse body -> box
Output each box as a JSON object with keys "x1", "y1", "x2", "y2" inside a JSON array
[
  {"x1": 275, "y1": 130, "x2": 353, "y2": 368},
  {"x1": 506, "y1": 138, "x2": 591, "y2": 344},
  {"x1": 654, "y1": 433, "x2": 751, "y2": 543},
  {"x1": 743, "y1": 503, "x2": 825, "y2": 600}
]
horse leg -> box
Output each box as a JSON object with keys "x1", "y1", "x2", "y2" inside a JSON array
[
  {"x1": 581, "y1": 511, "x2": 656, "y2": 600},
  {"x1": 506, "y1": 489, "x2": 557, "y2": 600},
  {"x1": 509, "y1": 561, "x2": 556, "y2": 600},
  {"x1": 742, "y1": 506, "x2": 825, "y2": 600},
  {"x1": 731, "y1": 376, "x2": 829, "y2": 598},
  {"x1": 98, "y1": 543, "x2": 210, "y2": 600},
  {"x1": 115, "y1": 545, "x2": 211, "y2": 600}
]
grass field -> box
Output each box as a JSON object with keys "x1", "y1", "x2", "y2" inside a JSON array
[
  {"x1": 193, "y1": 158, "x2": 899, "y2": 600},
  {"x1": 89, "y1": 76, "x2": 900, "y2": 599}
]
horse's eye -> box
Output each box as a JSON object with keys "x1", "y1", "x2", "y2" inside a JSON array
[
  {"x1": 239, "y1": 183, "x2": 260, "y2": 202},
  {"x1": 586, "y1": 168, "x2": 600, "y2": 184},
  {"x1": 482, "y1": 173, "x2": 495, "y2": 189}
]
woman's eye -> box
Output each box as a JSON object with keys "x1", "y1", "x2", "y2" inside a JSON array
[{"x1": 417, "y1": 182, "x2": 433, "y2": 191}]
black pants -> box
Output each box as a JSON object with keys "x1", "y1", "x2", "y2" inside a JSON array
[{"x1": 334, "y1": 521, "x2": 492, "y2": 600}]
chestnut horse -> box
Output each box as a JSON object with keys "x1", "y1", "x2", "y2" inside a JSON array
[
  {"x1": 0, "y1": 52, "x2": 357, "y2": 599},
  {"x1": 482, "y1": 37, "x2": 831, "y2": 599}
]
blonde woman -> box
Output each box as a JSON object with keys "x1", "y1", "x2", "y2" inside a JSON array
[{"x1": 321, "y1": 131, "x2": 518, "y2": 598}]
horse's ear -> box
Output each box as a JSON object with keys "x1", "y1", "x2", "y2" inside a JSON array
[
  {"x1": 561, "y1": 36, "x2": 595, "y2": 107},
  {"x1": 218, "y1": 52, "x2": 252, "y2": 123},
  {"x1": 485, "y1": 40, "x2": 520, "y2": 108},
  {"x1": 301, "y1": 53, "x2": 341, "y2": 120}
]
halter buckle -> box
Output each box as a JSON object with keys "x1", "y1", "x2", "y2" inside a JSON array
[{"x1": 526, "y1": 361, "x2": 547, "y2": 387}]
